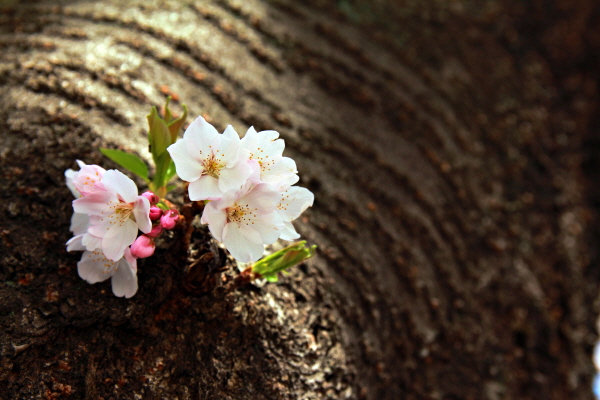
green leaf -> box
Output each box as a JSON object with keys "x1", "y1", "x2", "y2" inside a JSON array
[
  {"x1": 153, "y1": 150, "x2": 173, "y2": 189},
  {"x1": 167, "y1": 103, "x2": 188, "y2": 143},
  {"x1": 164, "y1": 160, "x2": 178, "y2": 183},
  {"x1": 251, "y1": 241, "x2": 317, "y2": 281},
  {"x1": 263, "y1": 274, "x2": 279, "y2": 283},
  {"x1": 164, "y1": 97, "x2": 173, "y2": 124},
  {"x1": 100, "y1": 148, "x2": 149, "y2": 182},
  {"x1": 147, "y1": 107, "x2": 171, "y2": 162}
]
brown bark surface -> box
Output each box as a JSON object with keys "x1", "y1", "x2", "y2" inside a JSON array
[{"x1": 1, "y1": 0, "x2": 599, "y2": 399}]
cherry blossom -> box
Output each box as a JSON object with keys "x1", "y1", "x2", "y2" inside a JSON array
[
  {"x1": 73, "y1": 170, "x2": 152, "y2": 261},
  {"x1": 275, "y1": 186, "x2": 314, "y2": 240},
  {"x1": 167, "y1": 116, "x2": 251, "y2": 201},
  {"x1": 241, "y1": 127, "x2": 298, "y2": 189},
  {"x1": 201, "y1": 182, "x2": 284, "y2": 262},
  {"x1": 77, "y1": 247, "x2": 139, "y2": 298},
  {"x1": 66, "y1": 160, "x2": 107, "y2": 197}
]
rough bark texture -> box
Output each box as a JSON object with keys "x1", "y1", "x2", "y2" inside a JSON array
[{"x1": 1, "y1": 0, "x2": 599, "y2": 399}]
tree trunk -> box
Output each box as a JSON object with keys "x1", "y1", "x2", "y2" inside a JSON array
[{"x1": 1, "y1": 0, "x2": 599, "y2": 399}]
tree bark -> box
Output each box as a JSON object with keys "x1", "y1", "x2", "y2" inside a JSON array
[{"x1": 0, "y1": 0, "x2": 599, "y2": 399}]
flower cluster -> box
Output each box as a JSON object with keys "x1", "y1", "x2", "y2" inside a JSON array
[
  {"x1": 168, "y1": 117, "x2": 314, "y2": 262},
  {"x1": 65, "y1": 161, "x2": 178, "y2": 298},
  {"x1": 65, "y1": 105, "x2": 315, "y2": 298}
]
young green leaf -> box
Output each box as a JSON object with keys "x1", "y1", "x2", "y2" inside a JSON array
[
  {"x1": 164, "y1": 97, "x2": 173, "y2": 125},
  {"x1": 167, "y1": 103, "x2": 188, "y2": 143},
  {"x1": 164, "y1": 160, "x2": 178, "y2": 183},
  {"x1": 100, "y1": 148, "x2": 149, "y2": 182},
  {"x1": 147, "y1": 107, "x2": 171, "y2": 161},
  {"x1": 251, "y1": 241, "x2": 317, "y2": 282}
]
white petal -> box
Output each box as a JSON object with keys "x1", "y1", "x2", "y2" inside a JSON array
[
  {"x1": 223, "y1": 223, "x2": 264, "y2": 262},
  {"x1": 242, "y1": 183, "x2": 279, "y2": 214},
  {"x1": 102, "y1": 170, "x2": 138, "y2": 203},
  {"x1": 70, "y1": 213, "x2": 89, "y2": 235},
  {"x1": 102, "y1": 220, "x2": 138, "y2": 261},
  {"x1": 66, "y1": 235, "x2": 86, "y2": 252},
  {"x1": 218, "y1": 160, "x2": 252, "y2": 193},
  {"x1": 279, "y1": 221, "x2": 300, "y2": 241},
  {"x1": 65, "y1": 169, "x2": 80, "y2": 198},
  {"x1": 252, "y1": 212, "x2": 285, "y2": 244},
  {"x1": 82, "y1": 233, "x2": 103, "y2": 251},
  {"x1": 111, "y1": 254, "x2": 138, "y2": 298},
  {"x1": 185, "y1": 116, "x2": 219, "y2": 157},
  {"x1": 218, "y1": 126, "x2": 242, "y2": 166},
  {"x1": 73, "y1": 192, "x2": 115, "y2": 215},
  {"x1": 167, "y1": 138, "x2": 204, "y2": 182},
  {"x1": 77, "y1": 251, "x2": 115, "y2": 284},
  {"x1": 133, "y1": 196, "x2": 151, "y2": 233},
  {"x1": 278, "y1": 186, "x2": 314, "y2": 221},
  {"x1": 201, "y1": 202, "x2": 227, "y2": 242},
  {"x1": 242, "y1": 128, "x2": 283, "y2": 163},
  {"x1": 188, "y1": 176, "x2": 222, "y2": 201},
  {"x1": 262, "y1": 157, "x2": 298, "y2": 185}
]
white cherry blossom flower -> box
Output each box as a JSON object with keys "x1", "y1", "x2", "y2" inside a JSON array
[
  {"x1": 241, "y1": 127, "x2": 298, "y2": 189},
  {"x1": 275, "y1": 186, "x2": 314, "y2": 240},
  {"x1": 201, "y1": 182, "x2": 284, "y2": 262},
  {"x1": 167, "y1": 116, "x2": 251, "y2": 201},
  {"x1": 73, "y1": 170, "x2": 151, "y2": 261},
  {"x1": 77, "y1": 247, "x2": 138, "y2": 298}
]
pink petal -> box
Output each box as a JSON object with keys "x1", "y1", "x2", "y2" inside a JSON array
[{"x1": 73, "y1": 192, "x2": 115, "y2": 215}]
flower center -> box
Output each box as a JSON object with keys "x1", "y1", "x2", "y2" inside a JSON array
[
  {"x1": 202, "y1": 154, "x2": 224, "y2": 179},
  {"x1": 108, "y1": 200, "x2": 134, "y2": 226},
  {"x1": 227, "y1": 205, "x2": 246, "y2": 223},
  {"x1": 226, "y1": 203, "x2": 258, "y2": 225}
]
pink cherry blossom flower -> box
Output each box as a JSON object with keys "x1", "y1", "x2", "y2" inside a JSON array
[
  {"x1": 66, "y1": 160, "x2": 107, "y2": 197},
  {"x1": 73, "y1": 170, "x2": 152, "y2": 261},
  {"x1": 275, "y1": 186, "x2": 314, "y2": 240},
  {"x1": 167, "y1": 116, "x2": 252, "y2": 201},
  {"x1": 241, "y1": 127, "x2": 298, "y2": 189},
  {"x1": 77, "y1": 247, "x2": 138, "y2": 298},
  {"x1": 201, "y1": 182, "x2": 284, "y2": 262}
]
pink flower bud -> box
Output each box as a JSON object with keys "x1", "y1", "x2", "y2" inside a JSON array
[
  {"x1": 160, "y1": 209, "x2": 180, "y2": 229},
  {"x1": 142, "y1": 191, "x2": 160, "y2": 205},
  {"x1": 149, "y1": 206, "x2": 162, "y2": 220},
  {"x1": 130, "y1": 235, "x2": 155, "y2": 259},
  {"x1": 146, "y1": 225, "x2": 163, "y2": 238}
]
